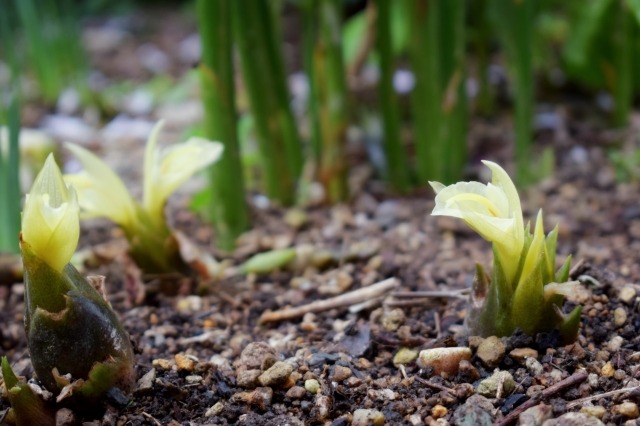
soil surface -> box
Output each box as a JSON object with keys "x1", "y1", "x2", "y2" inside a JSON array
[{"x1": 3, "y1": 5, "x2": 640, "y2": 426}]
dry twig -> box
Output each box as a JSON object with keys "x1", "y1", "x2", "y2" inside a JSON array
[
  {"x1": 566, "y1": 385, "x2": 640, "y2": 409},
  {"x1": 258, "y1": 277, "x2": 399, "y2": 324},
  {"x1": 497, "y1": 370, "x2": 588, "y2": 426}
]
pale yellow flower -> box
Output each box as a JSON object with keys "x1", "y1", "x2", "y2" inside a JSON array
[
  {"x1": 64, "y1": 144, "x2": 138, "y2": 230},
  {"x1": 65, "y1": 120, "x2": 223, "y2": 231},
  {"x1": 22, "y1": 154, "x2": 79, "y2": 272},
  {"x1": 430, "y1": 160, "x2": 524, "y2": 283},
  {"x1": 142, "y1": 121, "x2": 223, "y2": 225}
]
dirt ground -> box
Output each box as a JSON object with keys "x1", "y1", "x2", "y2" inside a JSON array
[{"x1": 2, "y1": 5, "x2": 640, "y2": 426}]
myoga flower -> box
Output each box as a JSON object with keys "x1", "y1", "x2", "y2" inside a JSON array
[
  {"x1": 65, "y1": 120, "x2": 223, "y2": 232},
  {"x1": 21, "y1": 154, "x2": 79, "y2": 272},
  {"x1": 64, "y1": 120, "x2": 223, "y2": 274},
  {"x1": 430, "y1": 160, "x2": 524, "y2": 284}
]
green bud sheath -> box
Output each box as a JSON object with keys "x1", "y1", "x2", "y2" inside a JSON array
[
  {"x1": 21, "y1": 240, "x2": 135, "y2": 395},
  {"x1": 2, "y1": 357, "x2": 55, "y2": 426}
]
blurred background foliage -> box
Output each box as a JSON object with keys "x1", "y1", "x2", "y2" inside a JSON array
[{"x1": 1, "y1": 0, "x2": 639, "y2": 250}]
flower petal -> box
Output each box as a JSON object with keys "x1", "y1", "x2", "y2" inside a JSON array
[
  {"x1": 22, "y1": 155, "x2": 79, "y2": 272},
  {"x1": 143, "y1": 132, "x2": 223, "y2": 222},
  {"x1": 64, "y1": 143, "x2": 138, "y2": 229}
]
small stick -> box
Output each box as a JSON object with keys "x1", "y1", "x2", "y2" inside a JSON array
[
  {"x1": 434, "y1": 312, "x2": 442, "y2": 338},
  {"x1": 141, "y1": 412, "x2": 162, "y2": 426},
  {"x1": 497, "y1": 370, "x2": 588, "y2": 426},
  {"x1": 566, "y1": 385, "x2": 639, "y2": 409},
  {"x1": 414, "y1": 376, "x2": 456, "y2": 396},
  {"x1": 568, "y1": 258, "x2": 585, "y2": 279},
  {"x1": 259, "y1": 278, "x2": 399, "y2": 324},
  {"x1": 392, "y1": 289, "x2": 469, "y2": 298}
]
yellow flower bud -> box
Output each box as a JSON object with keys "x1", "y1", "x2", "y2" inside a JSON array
[
  {"x1": 430, "y1": 160, "x2": 524, "y2": 283},
  {"x1": 21, "y1": 154, "x2": 79, "y2": 272}
]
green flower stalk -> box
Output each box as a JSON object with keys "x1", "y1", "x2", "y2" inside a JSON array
[
  {"x1": 430, "y1": 161, "x2": 581, "y2": 342},
  {"x1": 20, "y1": 155, "x2": 134, "y2": 399},
  {"x1": 64, "y1": 121, "x2": 223, "y2": 274}
]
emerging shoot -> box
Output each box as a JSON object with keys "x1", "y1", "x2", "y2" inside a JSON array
[
  {"x1": 64, "y1": 120, "x2": 223, "y2": 274},
  {"x1": 430, "y1": 160, "x2": 581, "y2": 342},
  {"x1": 20, "y1": 154, "x2": 135, "y2": 404}
]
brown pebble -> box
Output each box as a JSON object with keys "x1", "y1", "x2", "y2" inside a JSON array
[
  {"x1": 258, "y1": 361, "x2": 293, "y2": 387},
  {"x1": 175, "y1": 354, "x2": 197, "y2": 372},
  {"x1": 285, "y1": 386, "x2": 306, "y2": 399},
  {"x1": 331, "y1": 365, "x2": 353, "y2": 382},
  {"x1": 151, "y1": 358, "x2": 172, "y2": 370},
  {"x1": 417, "y1": 347, "x2": 472, "y2": 377},
  {"x1": 614, "y1": 402, "x2": 639, "y2": 418},
  {"x1": 601, "y1": 361, "x2": 615, "y2": 377},
  {"x1": 431, "y1": 405, "x2": 448, "y2": 419},
  {"x1": 237, "y1": 369, "x2": 262, "y2": 388},
  {"x1": 509, "y1": 348, "x2": 539, "y2": 364}
]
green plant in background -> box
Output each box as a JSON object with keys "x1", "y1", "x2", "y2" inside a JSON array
[
  {"x1": 562, "y1": 0, "x2": 640, "y2": 127},
  {"x1": 303, "y1": 0, "x2": 350, "y2": 203},
  {"x1": 20, "y1": 155, "x2": 134, "y2": 402},
  {"x1": 409, "y1": 0, "x2": 467, "y2": 185},
  {"x1": 64, "y1": 121, "x2": 222, "y2": 274},
  {"x1": 232, "y1": 0, "x2": 303, "y2": 206},
  {"x1": 0, "y1": 101, "x2": 21, "y2": 255},
  {"x1": 196, "y1": 0, "x2": 250, "y2": 251},
  {"x1": 375, "y1": 0, "x2": 411, "y2": 193},
  {"x1": 489, "y1": 0, "x2": 535, "y2": 184},
  {"x1": 12, "y1": 0, "x2": 87, "y2": 104},
  {"x1": 0, "y1": 9, "x2": 21, "y2": 255},
  {"x1": 430, "y1": 161, "x2": 581, "y2": 342}
]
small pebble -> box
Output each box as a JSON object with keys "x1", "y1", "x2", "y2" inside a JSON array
[
  {"x1": 431, "y1": 405, "x2": 448, "y2": 419},
  {"x1": 580, "y1": 405, "x2": 606, "y2": 419},
  {"x1": 393, "y1": 348, "x2": 418, "y2": 366},
  {"x1": 239, "y1": 342, "x2": 278, "y2": 371},
  {"x1": 526, "y1": 357, "x2": 544, "y2": 377},
  {"x1": 305, "y1": 379, "x2": 320, "y2": 394},
  {"x1": 175, "y1": 354, "x2": 197, "y2": 372},
  {"x1": 185, "y1": 375, "x2": 203, "y2": 384},
  {"x1": 205, "y1": 402, "x2": 224, "y2": 417},
  {"x1": 601, "y1": 362, "x2": 615, "y2": 377},
  {"x1": 285, "y1": 386, "x2": 306, "y2": 399},
  {"x1": 152, "y1": 358, "x2": 172, "y2": 370},
  {"x1": 614, "y1": 402, "x2": 640, "y2": 418},
  {"x1": 258, "y1": 361, "x2": 293, "y2": 387},
  {"x1": 237, "y1": 369, "x2": 262, "y2": 388},
  {"x1": 544, "y1": 412, "x2": 604, "y2": 426},
  {"x1": 315, "y1": 395, "x2": 332, "y2": 420},
  {"x1": 417, "y1": 347, "x2": 472, "y2": 377},
  {"x1": 136, "y1": 368, "x2": 156, "y2": 392},
  {"x1": 607, "y1": 335, "x2": 624, "y2": 352},
  {"x1": 352, "y1": 408, "x2": 385, "y2": 426},
  {"x1": 509, "y1": 348, "x2": 538, "y2": 365},
  {"x1": 519, "y1": 403, "x2": 552, "y2": 426},
  {"x1": 477, "y1": 370, "x2": 515, "y2": 398},
  {"x1": 619, "y1": 286, "x2": 637, "y2": 305},
  {"x1": 381, "y1": 308, "x2": 405, "y2": 332},
  {"x1": 477, "y1": 336, "x2": 506, "y2": 368},
  {"x1": 56, "y1": 408, "x2": 76, "y2": 425},
  {"x1": 331, "y1": 365, "x2": 353, "y2": 382},
  {"x1": 614, "y1": 308, "x2": 628, "y2": 327}
]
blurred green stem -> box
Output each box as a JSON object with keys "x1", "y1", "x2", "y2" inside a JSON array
[
  {"x1": 196, "y1": 0, "x2": 249, "y2": 250},
  {"x1": 409, "y1": 0, "x2": 467, "y2": 184},
  {"x1": 233, "y1": 1, "x2": 302, "y2": 205},
  {"x1": 612, "y1": 0, "x2": 633, "y2": 127},
  {"x1": 303, "y1": 0, "x2": 349, "y2": 203},
  {"x1": 0, "y1": 10, "x2": 21, "y2": 255},
  {"x1": 375, "y1": 0, "x2": 411, "y2": 192},
  {"x1": 492, "y1": 0, "x2": 534, "y2": 184}
]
